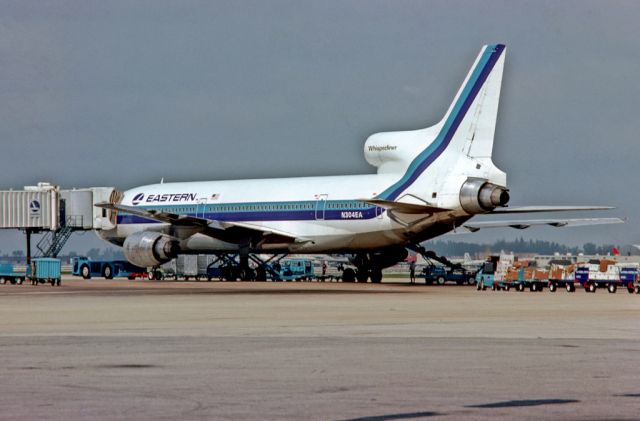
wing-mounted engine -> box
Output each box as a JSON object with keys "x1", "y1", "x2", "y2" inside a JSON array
[
  {"x1": 123, "y1": 231, "x2": 179, "y2": 267},
  {"x1": 459, "y1": 177, "x2": 509, "y2": 214}
]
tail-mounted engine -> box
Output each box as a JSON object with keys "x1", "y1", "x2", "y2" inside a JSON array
[
  {"x1": 459, "y1": 178, "x2": 509, "y2": 214},
  {"x1": 123, "y1": 231, "x2": 178, "y2": 268}
]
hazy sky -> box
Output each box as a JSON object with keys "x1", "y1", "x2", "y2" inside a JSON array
[{"x1": 1, "y1": 0, "x2": 639, "y2": 252}]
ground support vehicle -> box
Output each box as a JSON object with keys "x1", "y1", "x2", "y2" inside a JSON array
[
  {"x1": 0, "y1": 262, "x2": 26, "y2": 285},
  {"x1": 494, "y1": 266, "x2": 549, "y2": 292},
  {"x1": 72, "y1": 257, "x2": 146, "y2": 280},
  {"x1": 28, "y1": 258, "x2": 61, "y2": 286},
  {"x1": 423, "y1": 264, "x2": 476, "y2": 285},
  {"x1": 575, "y1": 261, "x2": 638, "y2": 293},
  {"x1": 475, "y1": 254, "x2": 514, "y2": 290},
  {"x1": 160, "y1": 255, "x2": 220, "y2": 281},
  {"x1": 548, "y1": 264, "x2": 577, "y2": 292},
  {"x1": 267, "y1": 259, "x2": 314, "y2": 281}
]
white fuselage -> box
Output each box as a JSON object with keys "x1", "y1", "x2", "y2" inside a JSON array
[{"x1": 98, "y1": 173, "x2": 473, "y2": 253}]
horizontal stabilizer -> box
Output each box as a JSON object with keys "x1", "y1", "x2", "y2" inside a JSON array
[
  {"x1": 362, "y1": 199, "x2": 450, "y2": 215},
  {"x1": 460, "y1": 217, "x2": 624, "y2": 233},
  {"x1": 490, "y1": 206, "x2": 614, "y2": 214}
]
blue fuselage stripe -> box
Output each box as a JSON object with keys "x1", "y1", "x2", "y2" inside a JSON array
[{"x1": 117, "y1": 200, "x2": 381, "y2": 224}]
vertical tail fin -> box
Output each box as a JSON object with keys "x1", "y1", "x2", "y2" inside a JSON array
[
  {"x1": 376, "y1": 44, "x2": 506, "y2": 201},
  {"x1": 441, "y1": 44, "x2": 506, "y2": 159}
]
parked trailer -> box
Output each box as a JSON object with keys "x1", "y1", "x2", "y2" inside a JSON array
[
  {"x1": 575, "y1": 261, "x2": 638, "y2": 293},
  {"x1": 72, "y1": 257, "x2": 146, "y2": 280},
  {"x1": 498, "y1": 265, "x2": 548, "y2": 292},
  {"x1": 27, "y1": 258, "x2": 61, "y2": 286},
  {"x1": 547, "y1": 263, "x2": 577, "y2": 292},
  {"x1": 0, "y1": 262, "x2": 26, "y2": 285}
]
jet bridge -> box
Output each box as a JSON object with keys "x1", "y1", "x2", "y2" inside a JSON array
[{"x1": 0, "y1": 182, "x2": 120, "y2": 262}]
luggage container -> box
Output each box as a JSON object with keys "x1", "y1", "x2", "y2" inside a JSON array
[
  {"x1": 0, "y1": 262, "x2": 26, "y2": 285},
  {"x1": 172, "y1": 255, "x2": 198, "y2": 280},
  {"x1": 28, "y1": 258, "x2": 61, "y2": 286}
]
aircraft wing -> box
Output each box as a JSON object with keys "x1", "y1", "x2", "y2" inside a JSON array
[
  {"x1": 460, "y1": 217, "x2": 624, "y2": 233},
  {"x1": 95, "y1": 203, "x2": 301, "y2": 243},
  {"x1": 361, "y1": 199, "x2": 450, "y2": 214},
  {"x1": 490, "y1": 206, "x2": 613, "y2": 214}
]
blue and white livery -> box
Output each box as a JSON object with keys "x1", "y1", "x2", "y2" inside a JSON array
[{"x1": 96, "y1": 44, "x2": 618, "y2": 281}]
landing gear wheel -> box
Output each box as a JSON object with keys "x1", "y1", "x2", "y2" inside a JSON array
[
  {"x1": 356, "y1": 270, "x2": 369, "y2": 283},
  {"x1": 147, "y1": 271, "x2": 154, "y2": 280},
  {"x1": 103, "y1": 265, "x2": 113, "y2": 280},
  {"x1": 607, "y1": 283, "x2": 617, "y2": 294},
  {"x1": 239, "y1": 268, "x2": 254, "y2": 281},
  {"x1": 81, "y1": 265, "x2": 91, "y2": 280},
  {"x1": 342, "y1": 268, "x2": 356, "y2": 283},
  {"x1": 370, "y1": 269, "x2": 383, "y2": 284},
  {"x1": 154, "y1": 270, "x2": 163, "y2": 281}
]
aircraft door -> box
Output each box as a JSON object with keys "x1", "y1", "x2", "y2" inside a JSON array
[
  {"x1": 376, "y1": 205, "x2": 383, "y2": 219},
  {"x1": 197, "y1": 198, "x2": 207, "y2": 219},
  {"x1": 315, "y1": 194, "x2": 328, "y2": 220}
]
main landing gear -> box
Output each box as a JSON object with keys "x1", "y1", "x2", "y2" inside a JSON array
[
  {"x1": 344, "y1": 248, "x2": 408, "y2": 283},
  {"x1": 211, "y1": 253, "x2": 288, "y2": 282}
]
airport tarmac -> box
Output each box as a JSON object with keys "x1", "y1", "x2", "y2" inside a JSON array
[{"x1": 0, "y1": 278, "x2": 638, "y2": 420}]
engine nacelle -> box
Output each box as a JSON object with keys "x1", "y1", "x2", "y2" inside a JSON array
[
  {"x1": 123, "y1": 231, "x2": 178, "y2": 268},
  {"x1": 459, "y1": 178, "x2": 510, "y2": 214}
]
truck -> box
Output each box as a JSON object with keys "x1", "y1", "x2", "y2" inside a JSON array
[
  {"x1": 0, "y1": 262, "x2": 26, "y2": 285},
  {"x1": 268, "y1": 259, "x2": 314, "y2": 281},
  {"x1": 475, "y1": 253, "x2": 514, "y2": 290},
  {"x1": 27, "y1": 258, "x2": 62, "y2": 286},
  {"x1": 72, "y1": 257, "x2": 146, "y2": 280},
  {"x1": 423, "y1": 264, "x2": 476, "y2": 285},
  {"x1": 575, "y1": 260, "x2": 639, "y2": 293}
]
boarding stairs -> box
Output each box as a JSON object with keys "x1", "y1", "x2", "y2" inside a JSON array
[{"x1": 35, "y1": 216, "x2": 83, "y2": 258}]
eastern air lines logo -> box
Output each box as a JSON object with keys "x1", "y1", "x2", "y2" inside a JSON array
[
  {"x1": 131, "y1": 192, "x2": 197, "y2": 205},
  {"x1": 29, "y1": 200, "x2": 41, "y2": 216}
]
